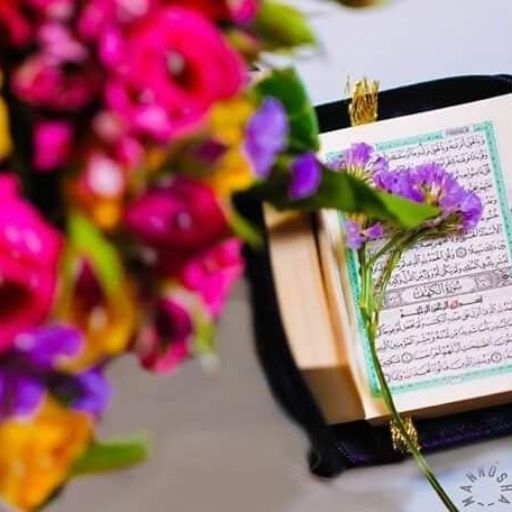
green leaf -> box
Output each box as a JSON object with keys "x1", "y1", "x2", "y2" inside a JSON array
[
  {"x1": 228, "y1": 208, "x2": 263, "y2": 249},
  {"x1": 72, "y1": 437, "x2": 148, "y2": 476},
  {"x1": 255, "y1": 67, "x2": 320, "y2": 152},
  {"x1": 193, "y1": 312, "x2": 216, "y2": 359},
  {"x1": 255, "y1": 1, "x2": 316, "y2": 50},
  {"x1": 67, "y1": 212, "x2": 124, "y2": 295},
  {"x1": 258, "y1": 166, "x2": 438, "y2": 229}
]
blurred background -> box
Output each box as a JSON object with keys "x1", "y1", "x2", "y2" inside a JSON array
[{"x1": 51, "y1": 1, "x2": 512, "y2": 510}]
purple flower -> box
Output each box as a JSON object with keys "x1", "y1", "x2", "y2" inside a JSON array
[
  {"x1": 328, "y1": 143, "x2": 388, "y2": 178},
  {"x1": 52, "y1": 368, "x2": 111, "y2": 417},
  {"x1": 373, "y1": 168, "x2": 424, "y2": 203},
  {"x1": 244, "y1": 97, "x2": 288, "y2": 178},
  {"x1": 14, "y1": 324, "x2": 82, "y2": 368},
  {"x1": 374, "y1": 163, "x2": 483, "y2": 233},
  {"x1": 0, "y1": 325, "x2": 111, "y2": 419},
  {"x1": 345, "y1": 219, "x2": 384, "y2": 249},
  {"x1": 288, "y1": 152, "x2": 321, "y2": 200}
]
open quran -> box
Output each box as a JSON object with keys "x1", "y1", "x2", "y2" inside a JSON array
[{"x1": 266, "y1": 95, "x2": 512, "y2": 425}]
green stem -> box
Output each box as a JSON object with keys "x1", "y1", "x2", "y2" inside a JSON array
[{"x1": 359, "y1": 249, "x2": 458, "y2": 512}]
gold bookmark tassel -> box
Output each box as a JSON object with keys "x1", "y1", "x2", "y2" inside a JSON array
[
  {"x1": 347, "y1": 78, "x2": 380, "y2": 127},
  {"x1": 390, "y1": 417, "x2": 420, "y2": 454}
]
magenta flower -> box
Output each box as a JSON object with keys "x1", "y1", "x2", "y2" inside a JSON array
[
  {"x1": 345, "y1": 220, "x2": 383, "y2": 250},
  {"x1": 13, "y1": 53, "x2": 101, "y2": 111},
  {"x1": 175, "y1": 238, "x2": 244, "y2": 317},
  {"x1": 288, "y1": 152, "x2": 321, "y2": 200},
  {"x1": 33, "y1": 120, "x2": 73, "y2": 172},
  {"x1": 0, "y1": 325, "x2": 110, "y2": 418},
  {"x1": 125, "y1": 177, "x2": 228, "y2": 251},
  {"x1": 137, "y1": 296, "x2": 193, "y2": 374},
  {"x1": 374, "y1": 163, "x2": 483, "y2": 233},
  {"x1": 0, "y1": 175, "x2": 62, "y2": 352},
  {"x1": 98, "y1": 7, "x2": 245, "y2": 144},
  {"x1": 0, "y1": 1, "x2": 31, "y2": 47},
  {"x1": 244, "y1": 97, "x2": 288, "y2": 178},
  {"x1": 168, "y1": 0, "x2": 259, "y2": 23}
]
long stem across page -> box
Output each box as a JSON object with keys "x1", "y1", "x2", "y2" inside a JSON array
[{"x1": 359, "y1": 251, "x2": 458, "y2": 512}]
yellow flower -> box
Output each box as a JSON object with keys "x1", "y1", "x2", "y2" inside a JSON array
[
  {"x1": 0, "y1": 400, "x2": 92, "y2": 511},
  {"x1": 0, "y1": 77, "x2": 12, "y2": 160},
  {"x1": 56, "y1": 214, "x2": 139, "y2": 370},
  {"x1": 57, "y1": 259, "x2": 138, "y2": 371},
  {"x1": 206, "y1": 147, "x2": 254, "y2": 198},
  {"x1": 203, "y1": 96, "x2": 256, "y2": 197}
]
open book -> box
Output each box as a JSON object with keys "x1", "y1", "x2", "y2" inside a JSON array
[{"x1": 266, "y1": 95, "x2": 512, "y2": 425}]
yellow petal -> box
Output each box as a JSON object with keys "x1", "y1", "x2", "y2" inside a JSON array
[{"x1": 0, "y1": 400, "x2": 92, "y2": 511}]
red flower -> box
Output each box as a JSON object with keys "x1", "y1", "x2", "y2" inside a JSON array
[
  {"x1": 0, "y1": 175, "x2": 62, "y2": 352},
  {"x1": 167, "y1": 0, "x2": 259, "y2": 23},
  {"x1": 137, "y1": 296, "x2": 193, "y2": 373},
  {"x1": 124, "y1": 177, "x2": 228, "y2": 252}
]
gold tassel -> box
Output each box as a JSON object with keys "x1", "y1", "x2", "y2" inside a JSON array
[
  {"x1": 347, "y1": 77, "x2": 380, "y2": 127},
  {"x1": 390, "y1": 417, "x2": 420, "y2": 454}
]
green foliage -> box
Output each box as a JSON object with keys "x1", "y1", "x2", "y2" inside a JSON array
[
  {"x1": 72, "y1": 437, "x2": 148, "y2": 476},
  {"x1": 259, "y1": 166, "x2": 438, "y2": 229},
  {"x1": 256, "y1": 67, "x2": 320, "y2": 152},
  {"x1": 228, "y1": 207, "x2": 263, "y2": 249},
  {"x1": 67, "y1": 212, "x2": 124, "y2": 295},
  {"x1": 255, "y1": 1, "x2": 316, "y2": 50}
]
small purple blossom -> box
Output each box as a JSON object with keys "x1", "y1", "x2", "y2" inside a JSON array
[
  {"x1": 328, "y1": 143, "x2": 388, "y2": 178},
  {"x1": 345, "y1": 219, "x2": 383, "y2": 249},
  {"x1": 244, "y1": 97, "x2": 288, "y2": 178},
  {"x1": 51, "y1": 368, "x2": 111, "y2": 417},
  {"x1": 288, "y1": 152, "x2": 321, "y2": 200},
  {"x1": 0, "y1": 325, "x2": 110, "y2": 419},
  {"x1": 374, "y1": 163, "x2": 483, "y2": 233}
]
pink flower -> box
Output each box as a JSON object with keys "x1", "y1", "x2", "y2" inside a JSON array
[
  {"x1": 136, "y1": 296, "x2": 193, "y2": 373},
  {"x1": 100, "y1": 7, "x2": 245, "y2": 143},
  {"x1": 0, "y1": 2, "x2": 31, "y2": 47},
  {"x1": 0, "y1": 175, "x2": 62, "y2": 352},
  {"x1": 13, "y1": 54, "x2": 101, "y2": 111},
  {"x1": 172, "y1": 238, "x2": 244, "y2": 317},
  {"x1": 167, "y1": 0, "x2": 259, "y2": 23},
  {"x1": 125, "y1": 177, "x2": 228, "y2": 252},
  {"x1": 26, "y1": 0, "x2": 75, "y2": 21},
  {"x1": 33, "y1": 120, "x2": 73, "y2": 172}
]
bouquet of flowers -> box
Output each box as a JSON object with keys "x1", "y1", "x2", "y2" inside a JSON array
[{"x1": 0, "y1": 1, "x2": 480, "y2": 510}]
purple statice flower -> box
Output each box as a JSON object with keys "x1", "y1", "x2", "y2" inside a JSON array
[
  {"x1": 328, "y1": 142, "x2": 388, "y2": 179},
  {"x1": 345, "y1": 219, "x2": 384, "y2": 249},
  {"x1": 288, "y1": 152, "x2": 321, "y2": 200},
  {"x1": 0, "y1": 325, "x2": 110, "y2": 419},
  {"x1": 244, "y1": 97, "x2": 288, "y2": 178},
  {"x1": 374, "y1": 163, "x2": 483, "y2": 233}
]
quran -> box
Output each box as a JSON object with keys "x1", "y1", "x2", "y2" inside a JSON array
[{"x1": 266, "y1": 95, "x2": 512, "y2": 425}]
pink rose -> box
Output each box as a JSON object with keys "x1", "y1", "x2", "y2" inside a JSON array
[
  {"x1": 125, "y1": 177, "x2": 228, "y2": 252},
  {"x1": 101, "y1": 7, "x2": 245, "y2": 143},
  {"x1": 136, "y1": 296, "x2": 193, "y2": 373},
  {"x1": 0, "y1": 175, "x2": 62, "y2": 352},
  {"x1": 161, "y1": 238, "x2": 244, "y2": 317}
]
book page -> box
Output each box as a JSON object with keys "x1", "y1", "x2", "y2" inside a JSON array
[{"x1": 320, "y1": 95, "x2": 512, "y2": 419}]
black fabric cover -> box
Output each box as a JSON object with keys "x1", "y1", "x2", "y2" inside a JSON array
[{"x1": 242, "y1": 75, "x2": 512, "y2": 478}]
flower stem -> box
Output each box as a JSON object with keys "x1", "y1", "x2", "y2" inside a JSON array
[{"x1": 360, "y1": 252, "x2": 458, "y2": 511}]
